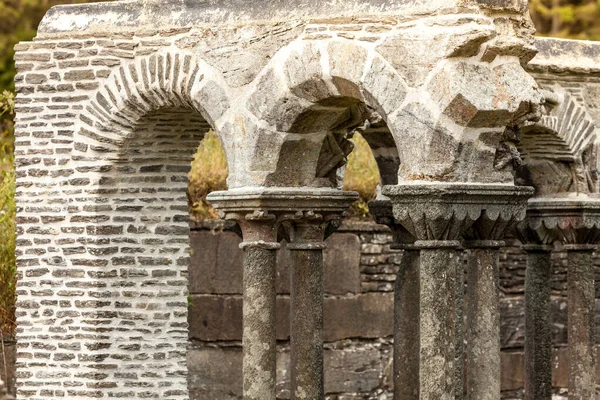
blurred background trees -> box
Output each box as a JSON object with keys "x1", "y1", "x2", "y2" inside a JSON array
[{"x1": 530, "y1": 0, "x2": 600, "y2": 40}]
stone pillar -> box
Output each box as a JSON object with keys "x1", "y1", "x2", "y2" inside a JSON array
[
  {"x1": 565, "y1": 244, "x2": 596, "y2": 400},
  {"x1": 210, "y1": 207, "x2": 281, "y2": 400},
  {"x1": 461, "y1": 187, "x2": 531, "y2": 400},
  {"x1": 518, "y1": 198, "x2": 600, "y2": 400},
  {"x1": 523, "y1": 243, "x2": 554, "y2": 400},
  {"x1": 370, "y1": 199, "x2": 419, "y2": 400},
  {"x1": 463, "y1": 240, "x2": 504, "y2": 400},
  {"x1": 286, "y1": 213, "x2": 327, "y2": 400},
  {"x1": 383, "y1": 183, "x2": 532, "y2": 400},
  {"x1": 239, "y1": 227, "x2": 280, "y2": 400},
  {"x1": 417, "y1": 239, "x2": 462, "y2": 400},
  {"x1": 208, "y1": 188, "x2": 357, "y2": 400},
  {"x1": 518, "y1": 212, "x2": 555, "y2": 400}
]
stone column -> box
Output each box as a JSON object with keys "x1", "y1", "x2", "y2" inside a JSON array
[
  {"x1": 547, "y1": 199, "x2": 600, "y2": 400},
  {"x1": 461, "y1": 187, "x2": 531, "y2": 400},
  {"x1": 282, "y1": 194, "x2": 357, "y2": 400},
  {"x1": 565, "y1": 244, "x2": 596, "y2": 400},
  {"x1": 239, "y1": 224, "x2": 280, "y2": 400},
  {"x1": 517, "y1": 200, "x2": 561, "y2": 400},
  {"x1": 417, "y1": 239, "x2": 462, "y2": 400},
  {"x1": 383, "y1": 183, "x2": 532, "y2": 400},
  {"x1": 370, "y1": 199, "x2": 419, "y2": 400},
  {"x1": 518, "y1": 198, "x2": 600, "y2": 400},
  {"x1": 205, "y1": 205, "x2": 281, "y2": 400},
  {"x1": 463, "y1": 240, "x2": 504, "y2": 400},
  {"x1": 517, "y1": 217, "x2": 555, "y2": 400},
  {"x1": 286, "y1": 212, "x2": 328, "y2": 400},
  {"x1": 209, "y1": 188, "x2": 357, "y2": 400},
  {"x1": 524, "y1": 243, "x2": 554, "y2": 400}
]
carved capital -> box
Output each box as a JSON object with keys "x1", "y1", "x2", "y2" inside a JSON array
[
  {"x1": 368, "y1": 198, "x2": 416, "y2": 246},
  {"x1": 382, "y1": 183, "x2": 534, "y2": 242},
  {"x1": 207, "y1": 187, "x2": 358, "y2": 244},
  {"x1": 517, "y1": 196, "x2": 600, "y2": 246}
]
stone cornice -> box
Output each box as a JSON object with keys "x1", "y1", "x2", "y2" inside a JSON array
[
  {"x1": 36, "y1": 0, "x2": 527, "y2": 37},
  {"x1": 528, "y1": 37, "x2": 600, "y2": 76},
  {"x1": 207, "y1": 187, "x2": 358, "y2": 215}
]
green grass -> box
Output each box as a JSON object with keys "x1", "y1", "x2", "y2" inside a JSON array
[{"x1": 0, "y1": 91, "x2": 15, "y2": 339}]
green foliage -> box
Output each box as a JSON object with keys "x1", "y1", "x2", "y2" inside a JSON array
[
  {"x1": 529, "y1": 0, "x2": 600, "y2": 40},
  {"x1": 0, "y1": 0, "x2": 108, "y2": 91},
  {"x1": 0, "y1": 90, "x2": 15, "y2": 338},
  {"x1": 343, "y1": 133, "x2": 381, "y2": 219},
  {"x1": 188, "y1": 130, "x2": 229, "y2": 220}
]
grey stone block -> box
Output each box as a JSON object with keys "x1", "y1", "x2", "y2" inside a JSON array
[{"x1": 189, "y1": 230, "x2": 243, "y2": 295}]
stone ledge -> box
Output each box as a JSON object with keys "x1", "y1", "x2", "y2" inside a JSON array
[
  {"x1": 529, "y1": 37, "x2": 600, "y2": 76},
  {"x1": 37, "y1": 0, "x2": 488, "y2": 37}
]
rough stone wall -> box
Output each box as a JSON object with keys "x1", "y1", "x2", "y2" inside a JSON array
[
  {"x1": 10, "y1": 4, "x2": 590, "y2": 399},
  {"x1": 187, "y1": 220, "x2": 600, "y2": 399},
  {"x1": 188, "y1": 220, "x2": 395, "y2": 399}
]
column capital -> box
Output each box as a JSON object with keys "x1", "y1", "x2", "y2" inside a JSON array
[
  {"x1": 382, "y1": 183, "x2": 533, "y2": 242},
  {"x1": 368, "y1": 198, "x2": 416, "y2": 247},
  {"x1": 207, "y1": 187, "x2": 358, "y2": 242},
  {"x1": 517, "y1": 196, "x2": 600, "y2": 246}
]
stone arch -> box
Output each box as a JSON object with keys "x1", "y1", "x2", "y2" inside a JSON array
[
  {"x1": 73, "y1": 49, "x2": 232, "y2": 159},
  {"x1": 56, "y1": 49, "x2": 235, "y2": 399},
  {"x1": 244, "y1": 38, "x2": 404, "y2": 187},
  {"x1": 518, "y1": 89, "x2": 600, "y2": 195}
]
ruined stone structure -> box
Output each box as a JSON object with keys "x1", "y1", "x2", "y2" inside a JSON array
[{"x1": 10, "y1": 0, "x2": 600, "y2": 399}]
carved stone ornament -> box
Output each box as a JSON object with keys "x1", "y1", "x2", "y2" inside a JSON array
[
  {"x1": 517, "y1": 196, "x2": 600, "y2": 245},
  {"x1": 206, "y1": 187, "x2": 358, "y2": 241},
  {"x1": 518, "y1": 88, "x2": 600, "y2": 196},
  {"x1": 382, "y1": 183, "x2": 534, "y2": 241}
]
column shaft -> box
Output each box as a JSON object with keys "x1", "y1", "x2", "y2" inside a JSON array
[
  {"x1": 566, "y1": 247, "x2": 596, "y2": 400},
  {"x1": 465, "y1": 245, "x2": 501, "y2": 400},
  {"x1": 394, "y1": 248, "x2": 420, "y2": 400},
  {"x1": 455, "y1": 251, "x2": 464, "y2": 400},
  {"x1": 524, "y1": 247, "x2": 553, "y2": 400},
  {"x1": 290, "y1": 246, "x2": 324, "y2": 400},
  {"x1": 418, "y1": 242, "x2": 460, "y2": 400},
  {"x1": 242, "y1": 244, "x2": 278, "y2": 400}
]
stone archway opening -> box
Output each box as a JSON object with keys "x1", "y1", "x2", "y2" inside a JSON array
[{"x1": 96, "y1": 105, "x2": 224, "y2": 398}]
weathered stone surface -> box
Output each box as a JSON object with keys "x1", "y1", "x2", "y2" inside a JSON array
[
  {"x1": 278, "y1": 233, "x2": 361, "y2": 295},
  {"x1": 188, "y1": 293, "x2": 393, "y2": 342},
  {"x1": 187, "y1": 344, "x2": 391, "y2": 400},
  {"x1": 188, "y1": 347, "x2": 242, "y2": 400},
  {"x1": 188, "y1": 230, "x2": 243, "y2": 294},
  {"x1": 12, "y1": 0, "x2": 583, "y2": 396}
]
